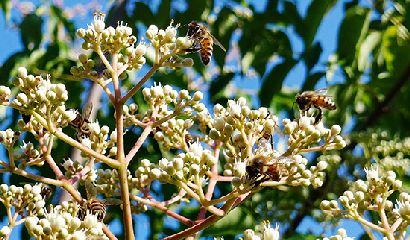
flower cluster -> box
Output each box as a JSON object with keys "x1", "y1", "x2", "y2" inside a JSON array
[
  {"x1": 124, "y1": 84, "x2": 206, "y2": 150},
  {"x1": 322, "y1": 228, "x2": 353, "y2": 240},
  {"x1": 320, "y1": 165, "x2": 406, "y2": 238},
  {"x1": 146, "y1": 22, "x2": 193, "y2": 59},
  {"x1": 0, "y1": 184, "x2": 46, "y2": 218},
  {"x1": 25, "y1": 201, "x2": 107, "y2": 239},
  {"x1": 353, "y1": 130, "x2": 410, "y2": 174},
  {"x1": 136, "y1": 141, "x2": 216, "y2": 187},
  {"x1": 82, "y1": 122, "x2": 116, "y2": 156},
  {"x1": 0, "y1": 68, "x2": 76, "y2": 136},
  {"x1": 242, "y1": 221, "x2": 280, "y2": 240}
]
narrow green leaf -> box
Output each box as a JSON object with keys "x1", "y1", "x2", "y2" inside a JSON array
[
  {"x1": 283, "y1": 1, "x2": 304, "y2": 38},
  {"x1": 304, "y1": 42, "x2": 322, "y2": 72},
  {"x1": 209, "y1": 72, "x2": 235, "y2": 101},
  {"x1": 358, "y1": 31, "x2": 381, "y2": 72},
  {"x1": 131, "y1": 3, "x2": 154, "y2": 24},
  {"x1": 337, "y1": 6, "x2": 371, "y2": 65},
  {"x1": 303, "y1": 0, "x2": 338, "y2": 48},
  {"x1": 155, "y1": 0, "x2": 171, "y2": 26},
  {"x1": 20, "y1": 14, "x2": 43, "y2": 50},
  {"x1": 213, "y1": 7, "x2": 237, "y2": 68},
  {"x1": 302, "y1": 71, "x2": 326, "y2": 91},
  {"x1": 0, "y1": 0, "x2": 11, "y2": 21},
  {"x1": 259, "y1": 59, "x2": 297, "y2": 107},
  {"x1": 202, "y1": 207, "x2": 255, "y2": 236},
  {"x1": 381, "y1": 26, "x2": 410, "y2": 77}
]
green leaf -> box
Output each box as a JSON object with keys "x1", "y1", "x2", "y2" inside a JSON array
[
  {"x1": 131, "y1": 2, "x2": 154, "y2": 24},
  {"x1": 209, "y1": 72, "x2": 235, "y2": 102},
  {"x1": 303, "y1": 0, "x2": 338, "y2": 48},
  {"x1": 212, "y1": 7, "x2": 237, "y2": 68},
  {"x1": 202, "y1": 207, "x2": 255, "y2": 236},
  {"x1": 381, "y1": 26, "x2": 410, "y2": 78},
  {"x1": 337, "y1": 6, "x2": 371, "y2": 65},
  {"x1": 358, "y1": 31, "x2": 381, "y2": 72},
  {"x1": 50, "y1": 5, "x2": 75, "y2": 40},
  {"x1": 20, "y1": 14, "x2": 43, "y2": 50},
  {"x1": 304, "y1": 42, "x2": 322, "y2": 72},
  {"x1": 0, "y1": 0, "x2": 11, "y2": 21},
  {"x1": 283, "y1": 1, "x2": 304, "y2": 38},
  {"x1": 155, "y1": 0, "x2": 171, "y2": 26},
  {"x1": 287, "y1": 233, "x2": 319, "y2": 240},
  {"x1": 259, "y1": 58, "x2": 297, "y2": 107},
  {"x1": 302, "y1": 71, "x2": 326, "y2": 91}
]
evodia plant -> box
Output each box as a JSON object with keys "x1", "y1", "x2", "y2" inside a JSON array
[{"x1": 0, "y1": 13, "x2": 349, "y2": 240}]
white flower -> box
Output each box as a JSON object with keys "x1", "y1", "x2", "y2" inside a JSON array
[
  {"x1": 263, "y1": 222, "x2": 280, "y2": 240},
  {"x1": 146, "y1": 25, "x2": 159, "y2": 39},
  {"x1": 0, "y1": 226, "x2": 10, "y2": 236},
  {"x1": 189, "y1": 141, "x2": 204, "y2": 157},
  {"x1": 364, "y1": 165, "x2": 379, "y2": 181}
]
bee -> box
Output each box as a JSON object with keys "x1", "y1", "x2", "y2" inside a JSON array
[
  {"x1": 70, "y1": 103, "x2": 93, "y2": 140},
  {"x1": 295, "y1": 89, "x2": 336, "y2": 124},
  {"x1": 40, "y1": 184, "x2": 53, "y2": 201},
  {"x1": 184, "y1": 21, "x2": 226, "y2": 65},
  {"x1": 77, "y1": 180, "x2": 121, "y2": 222},
  {"x1": 78, "y1": 198, "x2": 107, "y2": 222},
  {"x1": 244, "y1": 138, "x2": 290, "y2": 186}
]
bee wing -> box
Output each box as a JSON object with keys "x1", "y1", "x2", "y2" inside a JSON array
[
  {"x1": 211, "y1": 34, "x2": 226, "y2": 52},
  {"x1": 82, "y1": 102, "x2": 93, "y2": 120},
  {"x1": 314, "y1": 88, "x2": 328, "y2": 95},
  {"x1": 85, "y1": 180, "x2": 97, "y2": 199}
]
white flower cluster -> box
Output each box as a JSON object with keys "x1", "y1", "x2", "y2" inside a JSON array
[
  {"x1": 1, "y1": 68, "x2": 76, "y2": 134},
  {"x1": 82, "y1": 122, "x2": 116, "y2": 156},
  {"x1": 146, "y1": 23, "x2": 192, "y2": 55},
  {"x1": 0, "y1": 129, "x2": 19, "y2": 148},
  {"x1": 25, "y1": 201, "x2": 107, "y2": 240},
  {"x1": 321, "y1": 165, "x2": 407, "y2": 237},
  {"x1": 0, "y1": 184, "x2": 46, "y2": 219},
  {"x1": 243, "y1": 221, "x2": 280, "y2": 240},
  {"x1": 322, "y1": 228, "x2": 353, "y2": 240},
  {"x1": 283, "y1": 116, "x2": 346, "y2": 153},
  {"x1": 75, "y1": 13, "x2": 146, "y2": 74},
  {"x1": 354, "y1": 130, "x2": 410, "y2": 174},
  {"x1": 135, "y1": 141, "x2": 216, "y2": 187},
  {"x1": 208, "y1": 97, "x2": 277, "y2": 167}
]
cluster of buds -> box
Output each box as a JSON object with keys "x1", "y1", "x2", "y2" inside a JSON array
[
  {"x1": 208, "y1": 98, "x2": 277, "y2": 166},
  {"x1": 81, "y1": 122, "x2": 116, "y2": 156},
  {"x1": 124, "y1": 84, "x2": 206, "y2": 149},
  {"x1": 62, "y1": 158, "x2": 84, "y2": 178},
  {"x1": 0, "y1": 184, "x2": 46, "y2": 220},
  {"x1": 353, "y1": 130, "x2": 410, "y2": 174},
  {"x1": 320, "y1": 165, "x2": 406, "y2": 237},
  {"x1": 0, "y1": 68, "x2": 77, "y2": 135},
  {"x1": 322, "y1": 228, "x2": 353, "y2": 240},
  {"x1": 0, "y1": 129, "x2": 20, "y2": 149},
  {"x1": 283, "y1": 116, "x2": 346, "y2": 154},
  {"x1": 14, "y1": 141, "x2": 44, "y2": 169},
  {"x1": 145, "y1": 22, "x2": 193, "y2": 65},
  {"x1": 136, "y1": 141, "x2": 216, "y2": 188},
  {"x1": 25, "y1": 201, "x2": 107, "y2": 239},
  {"x1": 242, "y1": 221, "x2": 280, "y2": 240}
]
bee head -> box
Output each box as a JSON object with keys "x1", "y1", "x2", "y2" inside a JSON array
[
  {"x1": 187, "y1": 21, "x2": 200, "y2": 37},
  {"x1": 295, "y1": 94, "x2": 310, "y2": 110}
]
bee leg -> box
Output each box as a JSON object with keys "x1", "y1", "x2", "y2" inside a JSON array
[
  {"x1": 183, "y1": 47, "x2": 201, "y2": 53},
  {"x1": 314, "y1": 108, "x2": 322, "y2": 124}
]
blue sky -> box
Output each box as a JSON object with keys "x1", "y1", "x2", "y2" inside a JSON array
[{"x1": 0, "y1": 0, "x2": 367, "y2": 239}]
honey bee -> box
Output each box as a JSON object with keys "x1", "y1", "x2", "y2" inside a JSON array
[
  {"x1": 69, "y1": 103, "x2": 93, "y2": 140},
  {"x1": 295, "y1": 89, "x2": 336, "y2": 124},
  {"x1": 244, "y1": 138, "x2": 290, "y2": 186},
  {"x1": 78, "y1": 198, "x2": 107, "y2": 222},
  {"x1": 40, "y1": 184, "x2": 53, "y2": 201},
  {"x1": 77, "y1": 180, "x2": 121, "y2": 222},
  {"x1": 184, "y1": 21, "x2": 226, "y2": 65}
]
